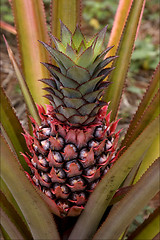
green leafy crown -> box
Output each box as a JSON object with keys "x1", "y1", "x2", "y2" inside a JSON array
[{"x1": 40, "y1": 21, "x2": 116, "y2": 126}]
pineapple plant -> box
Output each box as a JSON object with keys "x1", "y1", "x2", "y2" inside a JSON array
[
  {"x1": 1, "y1": 0, "x2": 159, "y2": 239},
  {"x1": 22, "y1": 23, "x2": 121, "y2": 217}
]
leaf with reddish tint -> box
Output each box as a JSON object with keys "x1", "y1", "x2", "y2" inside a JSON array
[
  {"x1": 121, "y1": 63, "x2": 160, "y2": 149},
  {"x1": 93, "y1": 159, "x2": 160, "y2": 240},
  {"x1": 109, "y1": 186, "x2": 132, "y2": 205},
  {"x1": 1, "y1": 136, "x2": 60, "y2": 240},
  {"x1": 1, "y1": 208, "x2": 26, "y2": 240},
  {"x1": 103, "y1": 0, "x2": 146, "y2": 121},
  {"x1": 0, "y1": 86, "x2": 30, "y2": 172},
  {"x1": 0, "y1": 191, "x2": 32, "y2": 240},
  {"x1": 0, "y1": 20, "x2": 16, "y2": 34},
  {"x1": 105, "y1": 0, "x2": 133, "y2": 63},
  {"x1": 10, "y1": 0, "x2": 50, "y2": 104},
  {"x1": 122, "y1": 90, "x2": 159, "y2": 150},
  {"x1": 3, "y1": 37, "x2": 40, "y2": 125}
]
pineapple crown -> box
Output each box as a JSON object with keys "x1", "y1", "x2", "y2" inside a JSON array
[{"x1": 39, "y1": 21, "x2": 116, "y2": 127}]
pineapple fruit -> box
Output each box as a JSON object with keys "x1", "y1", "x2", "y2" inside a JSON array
[{"x1": 23, "y1": 22, "x2": 121, "y2": 217}]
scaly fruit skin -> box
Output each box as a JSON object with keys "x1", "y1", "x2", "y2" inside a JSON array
[
  {"x1": 22, "y1": 23, "x2": 121, "y2": 217},
  {"x1": 23, "y1": 104, "x2": 121, "y2": 217}
]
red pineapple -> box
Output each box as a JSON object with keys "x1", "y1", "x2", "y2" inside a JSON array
[{"x1": 22, "y1": 23, "x2": 121, "y2": 217}]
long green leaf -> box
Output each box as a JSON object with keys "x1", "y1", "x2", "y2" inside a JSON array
[
  {"x1": 133, "y1": 134, "x2": 159, "y2": 183},
  {"x1": 122, "y1": 90, "x2": 159, "y2": 150},
  {"x1": 93, "y1": 159, "x2": 160, "y2": 240},
  {"x1": 3, "y1": 38, "x2": 40, "y2": 125},
  {"x1": 0, "y1": 87, "x2": 30, "y2": 172},
  {"x1": 0, "y1": 225, "x2": 11, "y2": 240},
  {"x1": 121, "y1": 63, "x2": 160, "y2": 148},
  {"x1": 0, "y1": 191, "x2": 32, "y2": 240},
  {"x1": 10, "y1": 0, "x2": 50, "y2": 104},
  {"x1": 120, "y1": 132, "x2": 159, "y2": 198},
  {"x1": 122, "y1": 160, "x2": 142, "y2": 187},
  {"x1": 1, "y1": 177, "x2": 26, "y2": 225},
  {"x1": 128, "y1": 207, "x2": 160, "y2": 240},
  {"x1": 51, "y1": 0, "x2": 82, "y2": 40},
  {"x1": 105, "y1": 0, "x2": 133, "y2": 63},
  {"x1": 152, "y1": 233, "x2": 160, "y2": 240},
  {"x1": 103, "y1": 0, "x2": 145, "y2": 121},
  {"x1": 69, "y1": 117, "x2": 159, "y2": 240},
  {"x1": 121, "y1": 88, "x2": 159, "y2": 186},
  {"x1": 1, "y1": 208, "x2": 25, "y2": 240},
  {"x1": 0, "y1": 135, "x2": 60, "y2": 240}
]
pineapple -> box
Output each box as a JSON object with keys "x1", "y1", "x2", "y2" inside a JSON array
[{"x1": 23, "y1": 22, "x2": 121, "y2": 217}]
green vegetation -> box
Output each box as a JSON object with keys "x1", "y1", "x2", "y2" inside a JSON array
[
  {"x1": 0, "y1": 0, "x2": 13, "y2": 23},
  {"x1": 131, "y1": 37, "x2": 159, "y2": 72},
  {"x1": 83, "y1": 0, "x2": 118, "y2": 31}
]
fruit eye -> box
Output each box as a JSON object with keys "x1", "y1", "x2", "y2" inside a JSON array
[
  {"x1": 41, "y1": 173, "x2": 51, "y2": 183},
  {"x1": 55, "y1": 168, "x2": 66, "y2": 179},
  {"x1": 52, "y1": 151, "x2": 63, "y2": 163},
  {"x1": 79, "y1": 148, "x2": 88, "y2": 159},
  {"x1": 88, "y1": 140, "x2": 99, "y2": 148},
  {"x1": 94, "y1": 126, "x2": 103, "y2": 138},
  {"x1": 97, "y1": 154, "x2": 108, "y2": 164},
  {"x1": 84, "y1": 166, "x2": 97, "y2": 176},
  {"x1": 42, "y1": 127, "x2": 51, "y2": 136},
  {"x1": 41, "y1": 139, "x2": 50, "y2": 150},
  {"x1": 38, "y1": 156, "x2": 48, "y2": 167}
]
